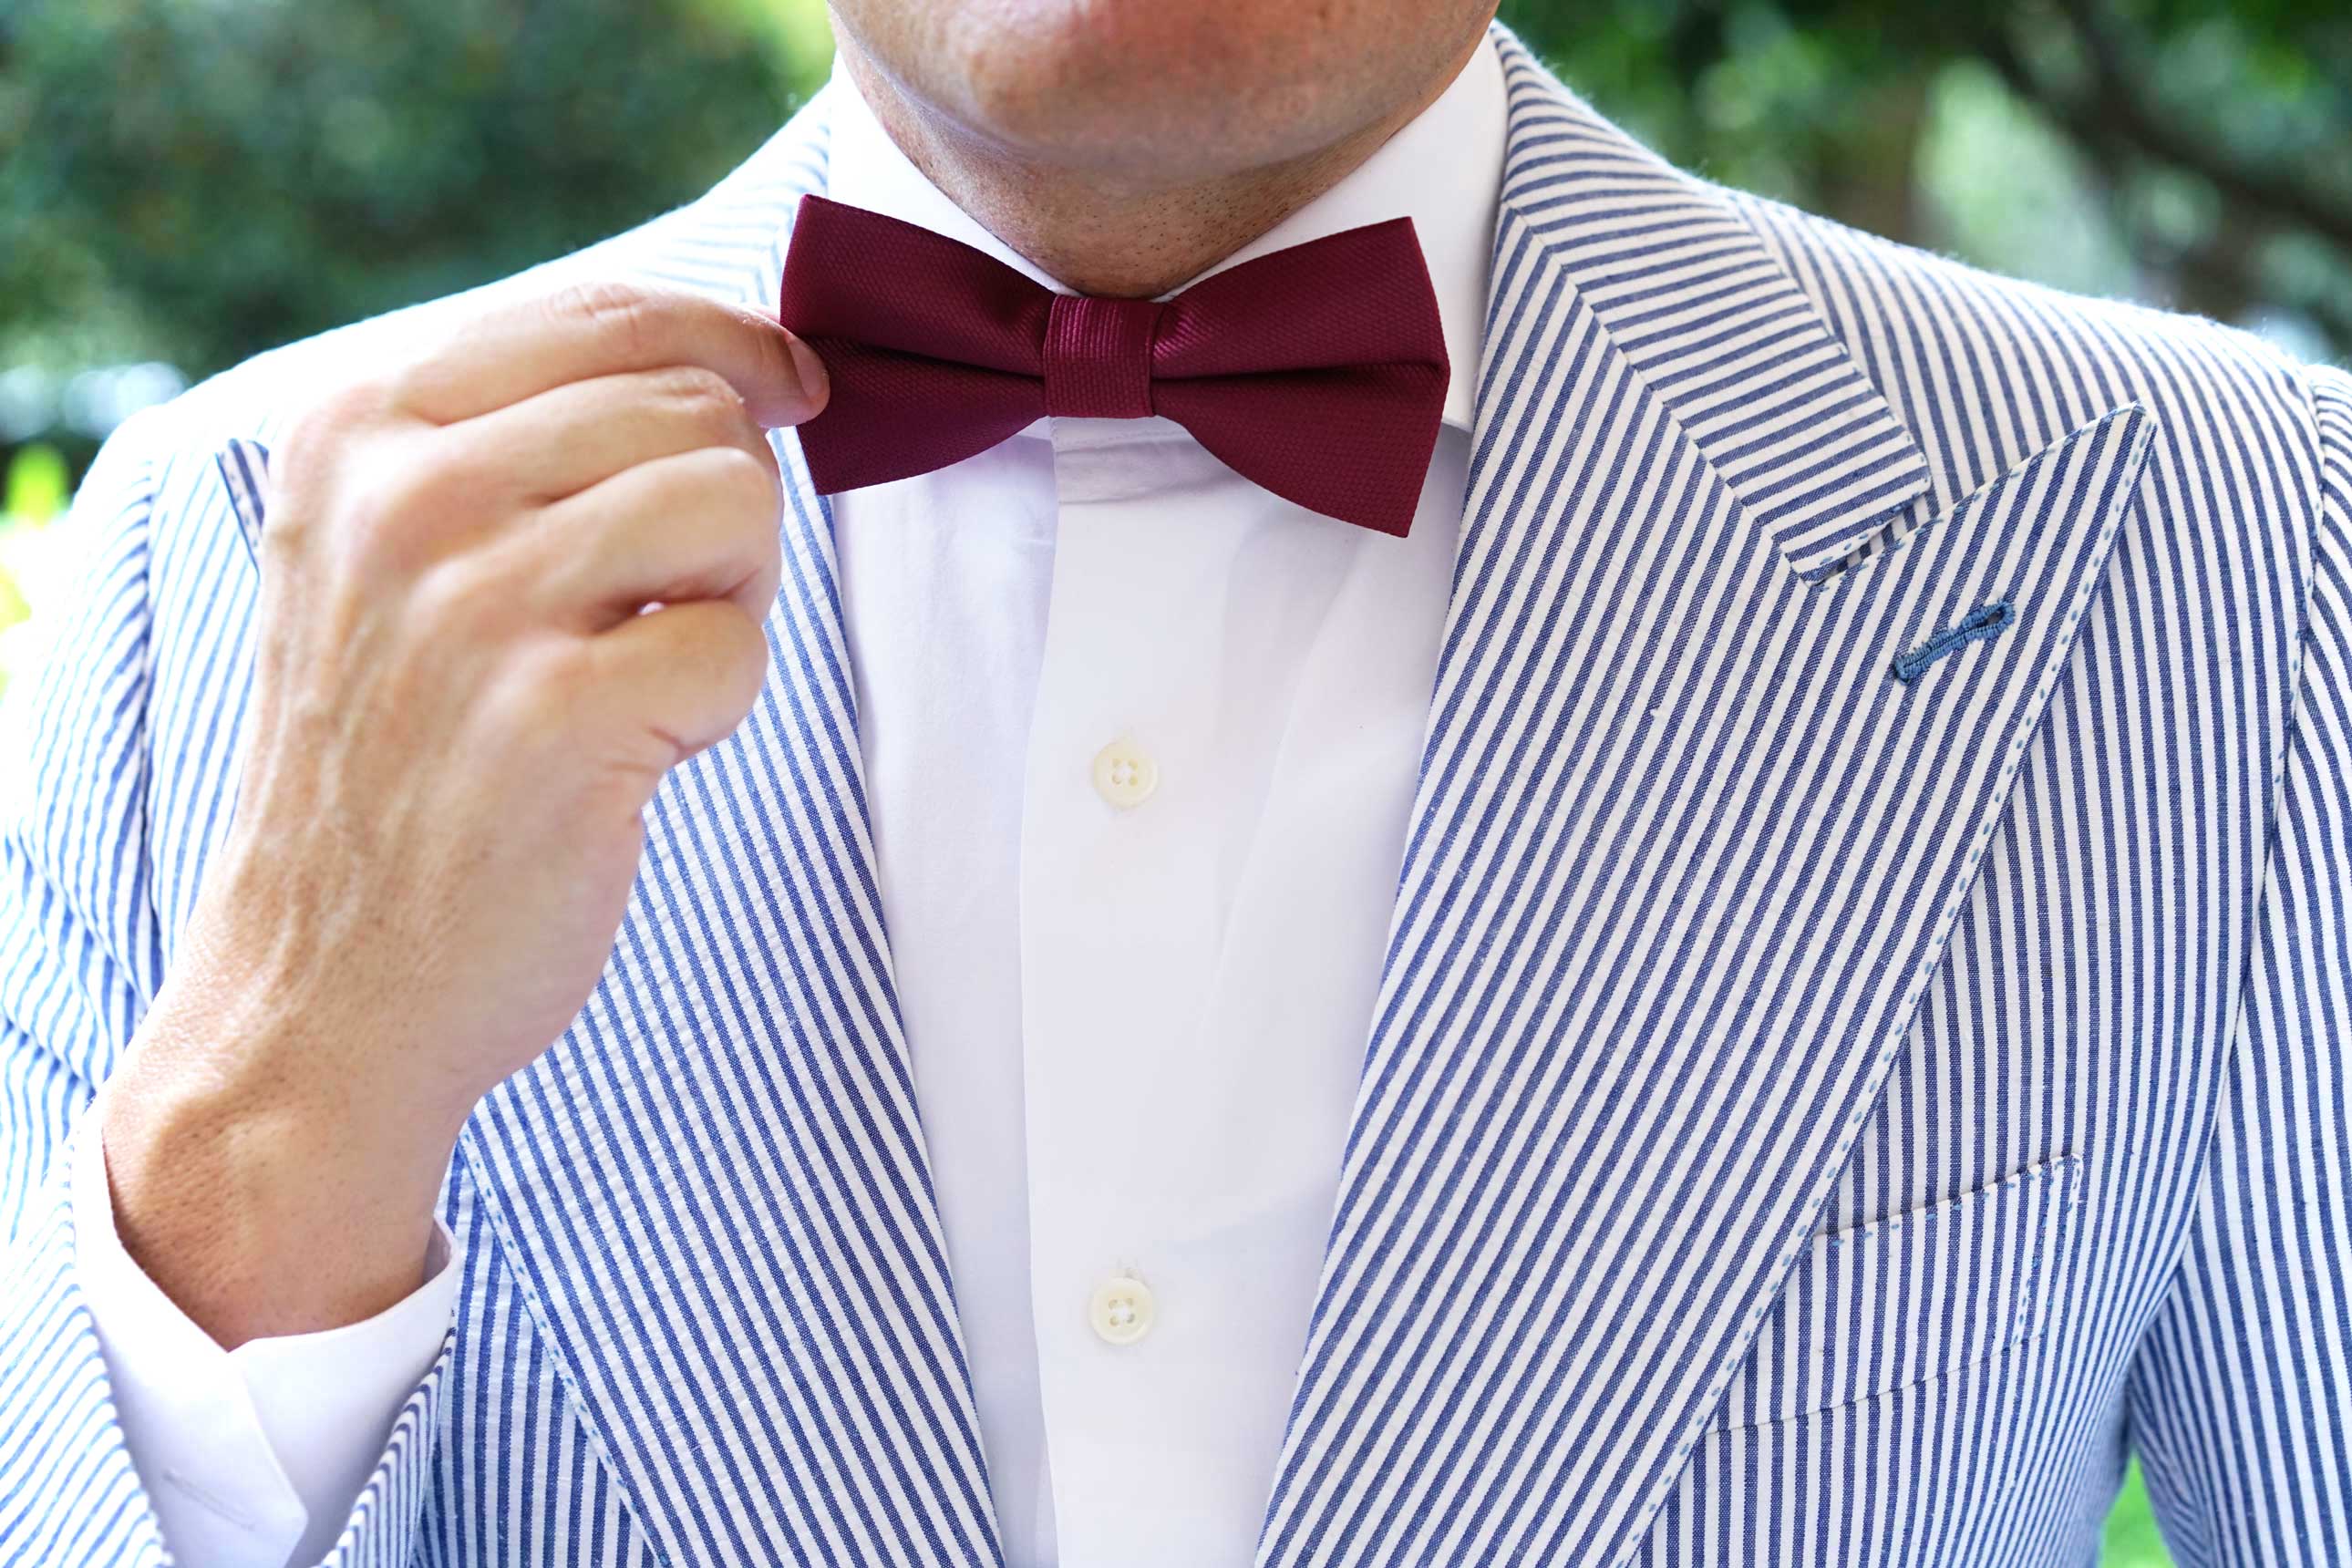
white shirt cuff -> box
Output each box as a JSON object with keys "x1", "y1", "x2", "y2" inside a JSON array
[{"x1": 72, "y1": 1102, "x2": 459, "y2": 1568}]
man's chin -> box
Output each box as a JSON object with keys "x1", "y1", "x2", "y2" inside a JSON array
[{"x1": 832, "y1": 0, "x2": 1475, "y2": 184}]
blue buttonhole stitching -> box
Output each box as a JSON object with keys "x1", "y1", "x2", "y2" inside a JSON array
[{"x1": 1893, "y1": 599, "x2": 2014, "y2": 685}]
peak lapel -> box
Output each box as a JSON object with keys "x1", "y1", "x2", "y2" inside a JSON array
[
  {"x1": 1258, "y1": 35, "x2": 2156, "y2": 1568},
  {"x1": 452, "y1": 94, "x2": 1003, "y2": 1568},
  {"x1": 1491, "y1": 36, "x2": 1932, "y2": 581}
]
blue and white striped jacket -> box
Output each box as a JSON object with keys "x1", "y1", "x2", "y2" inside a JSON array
[{"x1": 5, "y1": 27, "x2": 2350, "y2": 1568}]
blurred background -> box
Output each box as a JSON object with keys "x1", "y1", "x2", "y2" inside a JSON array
[
  {"x1": 2, "y1": 0, "x2": 2348, "y2": 697},
  {"x1": 1, "y1": 5, "x2": 2345, "y2": 1553}
]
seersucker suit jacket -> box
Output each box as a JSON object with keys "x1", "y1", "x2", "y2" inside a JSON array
[{"x1": 5, "y1": 26, "x2": 2351, "y2": 1568}]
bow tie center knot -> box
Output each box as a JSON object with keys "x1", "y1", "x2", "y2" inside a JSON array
[{"x1": 1043, "y1": 294, "x2": 1163, "y2": 419}]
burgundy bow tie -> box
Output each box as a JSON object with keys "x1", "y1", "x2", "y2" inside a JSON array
[{"x1": 777, "y1": 194, "x2": 1449, "y2": 536}]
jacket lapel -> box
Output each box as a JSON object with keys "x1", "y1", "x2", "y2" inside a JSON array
[
  {"x1": 452, "y1": 93, "x2": 1003, "y2": 1568},
  {"x1": 1257, "y1": 33, "x2": 2155, "y2": 1568}
]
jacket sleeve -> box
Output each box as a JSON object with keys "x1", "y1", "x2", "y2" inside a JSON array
[
  {"x1": 2124, "y1": 362, "x2": 2352, "y2": 1563},
  {"x1": 0, "y1": 407, "x2": 452, "y2": 1568}
]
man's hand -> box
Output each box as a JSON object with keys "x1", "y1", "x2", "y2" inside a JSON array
[{"x1": 100, "y1": 280, "x2": 830, "y2": 1346}]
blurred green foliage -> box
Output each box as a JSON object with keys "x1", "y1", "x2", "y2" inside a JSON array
[
  {"x1": 1500, "y1": 0, "x2": 2351, "y2": 361},
  {"x1": 2105, "y1": 1465, "x2": 2175, "y2": 1566},
  {"x1": 0, "y1": 443, "x2": 69, "y2": 698},
  {"x1": 1, "y1": 0, "x2": 830, "y2": 392}
]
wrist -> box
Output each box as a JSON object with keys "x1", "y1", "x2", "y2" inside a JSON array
[{"x1": 102, "y1": 989, "x2": 459, "y2": 1346}]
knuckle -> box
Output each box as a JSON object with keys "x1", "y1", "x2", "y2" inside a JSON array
[
  {"x1": 720, "y1": 609, "x2": 775, "y2": 697},
  {"x1": 655, "y1": 364, "x2": 738, "y2": 419},
  {"x1": 416, "y1": 552, "x2": 521, "y2": 636},
  {"x1": 279, "y1": 378, "x2": 377, "y2": 473},
  {"x1": 675, "y1": 609, "x2": 770, "y2": 738},
  {"x1": 548, "y1": 278, "x2": 662, "y2": 358},
  {"x1": 657, "y1": 366, "x2": 762, "y2": 451},
  {"x1": 701, "y1": 445, "x2": 781, "y2": 517},
  {"x1": 517, "y1": 639, "x2": 601, "y2": 728},
  {"x1": 266, "y1": 377, "x2": 406, "y2": 560},
  {"x1": 480, "y1": 653, "x2": 591, "y2": 777},
  {"x1": 351, "y1": 462, "x2": 460, "y2": 573},
  {"x1": 322, "y1": 369, "x2": 399, "y2": 423}
]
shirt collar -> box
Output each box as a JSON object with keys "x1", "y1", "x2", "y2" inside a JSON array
[{"x1": 821, "y1": 35, "x2": 1506, "y2": 432}]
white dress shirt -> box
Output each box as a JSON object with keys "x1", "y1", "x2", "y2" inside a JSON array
[{"x1": 75, "y1": 35, "x2": 1507, "y2": 1568}]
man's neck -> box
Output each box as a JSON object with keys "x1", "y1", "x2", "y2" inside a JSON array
[{"x1": 830, "y1": 28, "x2": 1489, "y2": 299}]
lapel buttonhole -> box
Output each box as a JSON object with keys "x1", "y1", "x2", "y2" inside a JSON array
[{"x1": 1893, "y1": 598, "x2": 2015, "y2": 685}]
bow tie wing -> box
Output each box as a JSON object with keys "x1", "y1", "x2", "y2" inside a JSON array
[
  {"x1": 1150, "y1": 219, "x2": 1450, "y2": 537},
  {"x1": 779, "y1": 197, "x2": 1450, "y2": 535},
  {"x1": 779, "y1": 194, "x2": 1055, "y2": 493}
]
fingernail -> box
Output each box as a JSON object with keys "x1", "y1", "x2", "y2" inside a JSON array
[{"x1": 787, "y1": 335, "x2": 830, "y2": 406}]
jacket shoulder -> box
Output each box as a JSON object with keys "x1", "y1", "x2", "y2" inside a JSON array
[{"x1": 1722, "y1": 185, "x2": 2326, "y2": 537}]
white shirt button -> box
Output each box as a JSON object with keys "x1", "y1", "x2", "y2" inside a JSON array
[
  {"x1": 1090, "y1": 738, "x2": 1159, "y2": 809},
  {"x1": 1088, "y1": 1274, "x2": 1157, "y2": 1346}
]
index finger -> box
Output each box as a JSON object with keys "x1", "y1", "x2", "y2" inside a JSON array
[{"x1": 391, "y1": 278, "x2": 830, "y2": 429}]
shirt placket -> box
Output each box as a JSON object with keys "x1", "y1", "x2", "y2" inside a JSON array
[{"x1": 1018, "y1": 424, "x2": 1238, "y2": 1561}]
